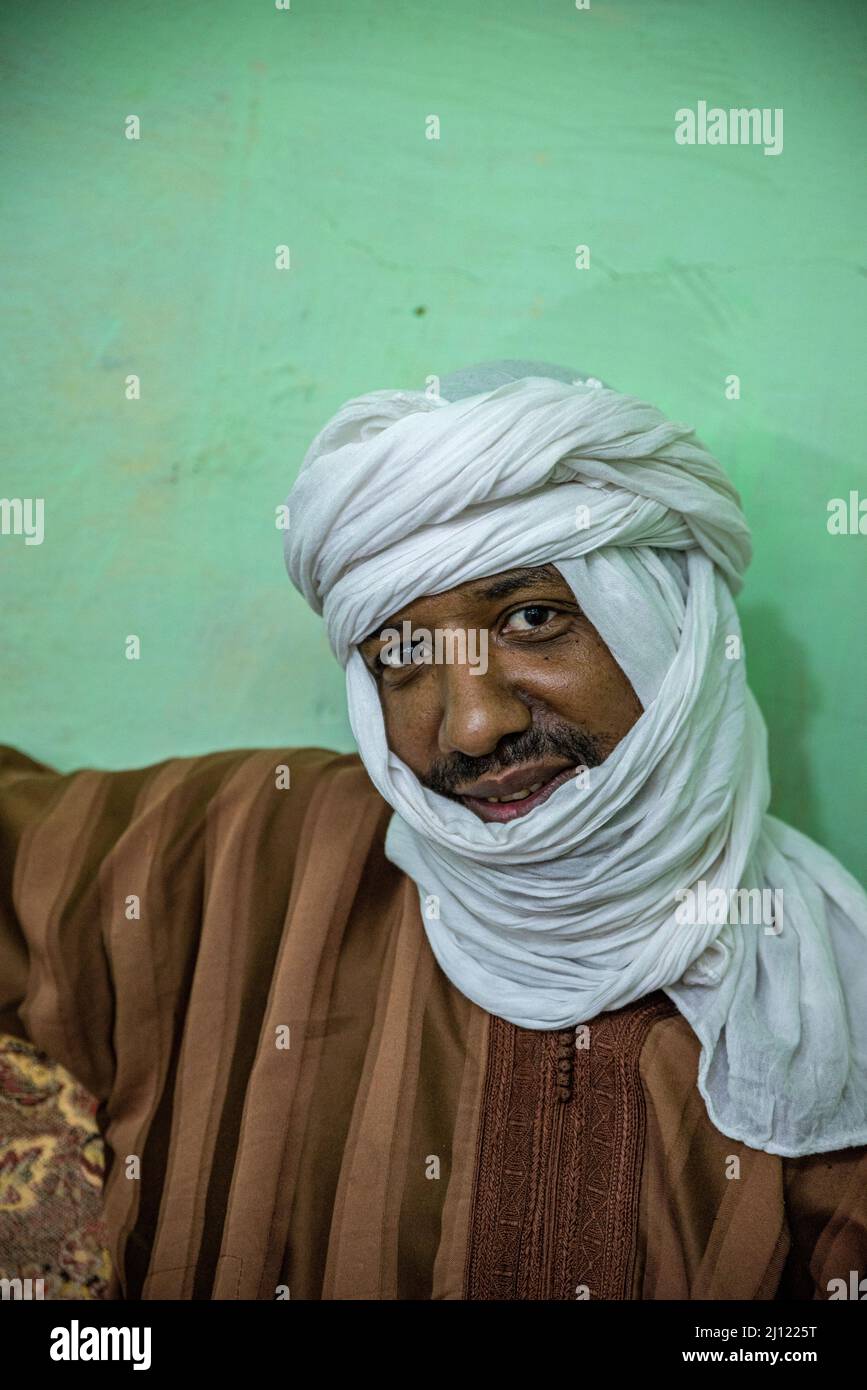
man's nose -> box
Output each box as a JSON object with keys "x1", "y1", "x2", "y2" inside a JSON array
[{"x1": 436, "y1": 659, "x2": 531, "y2": 758}]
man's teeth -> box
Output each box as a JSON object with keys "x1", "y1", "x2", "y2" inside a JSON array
[{"x1": 482, "y1": 781, "x2": 543, "y2": 803}]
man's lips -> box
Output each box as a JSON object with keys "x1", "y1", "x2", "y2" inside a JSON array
[{"x1": 455, "y1": 761, "x2": 579, "y2": 823}]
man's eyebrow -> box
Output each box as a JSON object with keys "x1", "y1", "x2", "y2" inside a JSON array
[
  {"x1": 460, "y1": 565, "x2": 562, "y2": 602},
  {"x1": 358, "y1": 565, "x2": 563, "y2": 654}
]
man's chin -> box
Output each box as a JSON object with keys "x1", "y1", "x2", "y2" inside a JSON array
[{"x1": 455, "y1": 765, "x2": 580, "y2": 823}]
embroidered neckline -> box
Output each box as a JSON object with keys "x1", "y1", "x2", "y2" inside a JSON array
[{"x1": 464, "y1": 992, "x2": 676, "y2": 1299}]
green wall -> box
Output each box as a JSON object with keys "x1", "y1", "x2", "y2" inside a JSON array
[{"x1": 2, "y1": 0, "x2": 865, "y2": 881}]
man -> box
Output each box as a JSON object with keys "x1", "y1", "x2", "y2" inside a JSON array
[{"x1": 1, "y1": 359, "x2": 866, "y2": 1300}]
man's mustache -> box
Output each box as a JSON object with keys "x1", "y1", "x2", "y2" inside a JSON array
[{"x1": 420, "y1": 721, "x2": 607, "y2": 797}]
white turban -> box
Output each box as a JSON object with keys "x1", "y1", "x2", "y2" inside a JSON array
[{"x1": 284, "y1": 360, "x2": 867, "y2": 1156}]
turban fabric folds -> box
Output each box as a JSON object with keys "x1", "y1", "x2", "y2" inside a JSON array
[{"x1": 284, "y1": 361, "x2": 867, "y2": 1156}]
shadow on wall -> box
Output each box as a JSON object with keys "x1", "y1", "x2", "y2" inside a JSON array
[{"x1": 738, "y1": 600, "x2": 825, "y2": 851}]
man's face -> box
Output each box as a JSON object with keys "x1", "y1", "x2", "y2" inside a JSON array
[{"x1": 359, "y1": 564, "x2": 643, "y2": 823}]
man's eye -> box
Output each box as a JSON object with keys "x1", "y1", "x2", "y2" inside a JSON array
[
  {"x1": 379, "y1": 644, "x2": 418, "y2": 669},
  {"x1": 504, "y1": 605, "x2": 556, "y2": 631}
]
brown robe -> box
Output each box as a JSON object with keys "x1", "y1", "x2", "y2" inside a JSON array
[{"x1": 1, "y1": 744, "x2": 865, "y2": 1300}]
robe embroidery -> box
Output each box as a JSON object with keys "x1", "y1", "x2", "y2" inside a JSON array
[{"x1": 464, "y1": 991, "x2": 677, "y2": 1299}]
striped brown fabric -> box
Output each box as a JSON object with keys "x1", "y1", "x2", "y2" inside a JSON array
[{"x1": 1, "y1": 744, "x2": 865, "y2": 1300}]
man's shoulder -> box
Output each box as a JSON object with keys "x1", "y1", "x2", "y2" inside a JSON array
[
  {"x1": 240, "y1": 745, "x2": 384, "y2": 805},
  {"x1": 636, "y1": 997, "x2": 867, "y2": 1172},
  {"x1": 0, "y1": 742, "x2": 392, "y2": 874},
  {"x1": 206, "y1": 746, "x2": 391, "y2": 847},
  {"x1": 0, "y1": 742, "x2": 383, "y2": 803}
]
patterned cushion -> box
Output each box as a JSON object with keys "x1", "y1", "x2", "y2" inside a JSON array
[{"x1": 0, "y1": 1033, "x2": 113, "y2": 1299}]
